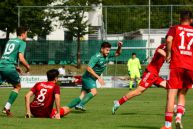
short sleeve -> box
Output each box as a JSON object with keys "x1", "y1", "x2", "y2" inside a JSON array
[
  {"x1": 19, "y1": 41, "x2": 26, "y2": 54},
  {"x1": 167, "y1": 26, "x2": 176, "y2": 38},
  {"x1": 88, "y1": 54, "x2": 99, "y2": 68},
  {"x1": 108, "y1": 52, "x2": 116, "y2": 58},
  {"x1": 54, "y1": 85, "x2": 60, "y2": 94}
]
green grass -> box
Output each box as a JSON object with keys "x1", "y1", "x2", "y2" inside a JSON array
[{"x1": 0, "y1": 88, "x2": 193, "y2": 129}]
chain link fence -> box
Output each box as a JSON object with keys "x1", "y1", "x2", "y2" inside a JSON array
[{"x1": 1, "y1": 5, "x2": 192, "y2": 75}]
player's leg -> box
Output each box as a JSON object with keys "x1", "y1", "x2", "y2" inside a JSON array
[
  {"x1": 112, "y1": 71, "x2": 156, "y2": 114},
  {"x1": 112, "y1": 86, "x2": 146, "y2": 114},
  {"x1": 2, "y1": 70, "x2": 21, "y2": 116},
  {"x1": 161, "y1": 68, "x2": 183, "y2": 129},
  {"x1": 129, "y1": 72, "x2": 135, "y2": 89},
  {"x1": 50, "y1": 106, "x2": 71, "y2": 119},
  {"x1": 136, "y1": 70, "x2": 141, "y2": 85},
  {"x1": 66, "y1": 90, "x2": 86, "y2": 109},
  {"x1": 175, "y1": 88, "x2": 188, "y2": 129},
  {"x1": 75, "y1": 77, "x2": 97, "y2": 111},
  {"x1": 76, "y1": 88, "x2": 97, "y2": 111}
]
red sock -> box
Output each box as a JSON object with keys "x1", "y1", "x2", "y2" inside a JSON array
[
  {"x1": 118, "y1": 96, "x2": 128, "y2": 105},
  {"x1": 165, "y1": 112, "x2": 173, "y2": 122},
  {"x1": 177, "y1": 105, "x2": 185, "y2": 114}
]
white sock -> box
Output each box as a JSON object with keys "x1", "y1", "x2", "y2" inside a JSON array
[
  {"x1": 176, "y1": 113, "x2": 182, "y2": 120},
  {"x1": 165, "y1": 121, "x2": 171, "y2": 128},
  {"x1": 5, "y1": 102, "x2": 11, "y2": 110}
]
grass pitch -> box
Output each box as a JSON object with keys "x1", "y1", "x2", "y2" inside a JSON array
[{"x1": 0, "y1": 88, "x2": 193, "y2": 129}]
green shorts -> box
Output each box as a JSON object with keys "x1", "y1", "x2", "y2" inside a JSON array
[
  {"x1": 0, "y1": 69, "x2": 20, "y2": 86},
  {"x1": 81, "y1": 76, "x2": 97, "y2": 93}
]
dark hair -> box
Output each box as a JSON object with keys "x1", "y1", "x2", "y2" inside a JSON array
[
  {"x1": 180, "y1": 11, "x2": 192, "y2": 21},
  {"x1": 132, "y1": 53, "x2": 136, "y2": 56},
  {"x1": 46, "y1": 69, "x2": 59, "y2": 81},
  {"x1": 16, "y1": 26, "x2": 28, "y2": 36},
  {"x1": 101, "y1": 42, "x2": 111, "y2": 48}
]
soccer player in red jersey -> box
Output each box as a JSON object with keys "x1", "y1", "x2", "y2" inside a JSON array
[
  {"x1": 161, "y1": 11, "x2": 193, "y2": 129},
  {"x1": 25, "y1": 69, "x2": 70, "y2": 119},
  {"x1": 112, "y1": 43, "x2": 167, "y2": 114}
]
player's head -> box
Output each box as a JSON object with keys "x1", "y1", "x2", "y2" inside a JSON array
[
  {"x1": 47, "y1": 69, "x2": 59, "y2": 82},
  {"x1": 132, "y1": 53, "x2": 136, "y2": 59},
  {"x1": 180, "y1": 11, "x2": 192, "y2": 24},
  {"x1": 17, "y1": 26, "x2": 28, "y2": 41},
  {"x1": 101, "y1": 42, "x2": 111, "y2": 57}
]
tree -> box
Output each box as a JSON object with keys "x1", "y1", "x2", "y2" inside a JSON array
[
  {"x1": 0, "y1": 0, "x2": 54, "y2": 39},
  {"x1": 53, "y1": 0, "x2": 101, "y2": 68}
]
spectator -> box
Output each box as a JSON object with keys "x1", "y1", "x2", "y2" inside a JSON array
[
  {"x1": 127, "y1": 53, "x2": 141, "y2": 89},
  {"x1": 58, "y1": 65, "x2": 66, "y2": 76}
]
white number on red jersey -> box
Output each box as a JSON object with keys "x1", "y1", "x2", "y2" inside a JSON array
[
  {"x1": 179, "y1": 31, "x2": 193, "y2": 51},
  {"x1": 37, "y1": 88, "x2": 47, "y2": 102}
]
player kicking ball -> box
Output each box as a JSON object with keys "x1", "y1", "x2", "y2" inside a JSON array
[
  {"x1": 25, "y1": 69, "x2": 70, "y2": 119},
  {"x1": 0, "y1": 26, "x2": 30, "y2": 116},
  {"x1": 112, "y1": 43, "x2": 167, "y2": 114},
  {"x1": 66, "y1": 41, "x2": 123, "y2": 111}
]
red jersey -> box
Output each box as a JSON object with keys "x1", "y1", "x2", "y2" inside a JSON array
[
  {"x1": 167, "y1": 24, "x2": 193, "y2": 71},
  {"x1": 146, "y1": 44, "x2": 166, "y2": 75},
  {"x1": 30, "y1": 82, "x2": 60, "y2": 115}
]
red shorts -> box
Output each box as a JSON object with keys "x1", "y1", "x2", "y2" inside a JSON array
[
  {"x1": 167, "y1": 68, "x2": 193, "y2": 89},
  {"x1": 139, "y1": 70, "x2": 164, "y2": 88},
  {"x1": 50, "y1": 108, "x2": 65, "y2": 118},
  {"x1": 30, "y1": 106, "x2": 51, "y2": 118}
]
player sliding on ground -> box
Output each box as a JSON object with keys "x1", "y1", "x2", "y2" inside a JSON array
[
  {"x1": 112, "y1": 43, "x2": 167, "y2": 114},
  {"x1": 0, "y1": 26, "x2": 30, "y2": 117},
  {"x1": 161, "y1": 11, "x2": 193, "y2": 129},
  {"x1": 66, "y1": 41, "x2": 123, "y2": 111},
  {"x1": 25, "y1": 69, "x2": 70, "y2": 119}
]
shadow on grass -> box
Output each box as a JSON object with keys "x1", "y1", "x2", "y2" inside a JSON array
[
  {"x1": 118, "y1": 112, "x2": 137, "y2": 115},
  {"x1": 71, "y1": 110, "x2": 87, "y2": 114},
  {"x1": 117, "y1": 125, "x2": 159, "y2": 129}
]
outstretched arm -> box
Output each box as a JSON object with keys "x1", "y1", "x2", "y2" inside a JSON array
[{"x1": 115, "y1": 41, "x2": 123, "y2": 57}]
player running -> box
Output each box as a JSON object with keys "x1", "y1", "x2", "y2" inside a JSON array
[
  {"x1": 66, "y1": 41, "x2": 123, "y2": 111},
  {"x1": 25, "y1": 69, "x2": 70, "y2": 119},
  {"x1": 112, "y1": 43, "x2": 166, "y2": 114},
  {"x1": 0, "y1": 26, "x2": 30, "y2": 116},
  {"x1": 161, "y1": 11, "x2": 193, "y2": 129}
]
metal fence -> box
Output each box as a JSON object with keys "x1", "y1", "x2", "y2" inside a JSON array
[{"x1": 2, "y1": 5, "x2": 191, "y2": 75}]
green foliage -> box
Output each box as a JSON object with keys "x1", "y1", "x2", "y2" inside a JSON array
[
  {"x1": 102, "y1": 0, "x2": 193, "y2": 34},
  {"x1": 0, "y1": 0, "x2": 54, "y2": 38}
]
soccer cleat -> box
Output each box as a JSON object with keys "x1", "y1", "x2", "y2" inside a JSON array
[
  {"x1": 175, "y1": 117, "x2": 183, "y2": 129},
  {"x1": 112, "y1": 100, "x2": 120, "y2": 115},
  {"x1": 75, "y1": 105, "x2": 86, "y2": 112},
  {"x1": 2, "y1": 108, "x2": 13, "y2": 117},
  {"x1": 160, "y1": 126, "x2": 172, "y2": 129}
]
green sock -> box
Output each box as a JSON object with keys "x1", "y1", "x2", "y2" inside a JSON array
[
  {"x1": 79, "y1": 92, "x2": 94, "y2": 106},
  {"x1": 8, "y1": 91, "x2": 18, "y2": 105},
  {"x1": 129, "y1": 81, "x2": 133, "y2": 89},
  {"x1": 66, "y1": 97, "x2": 81, "y2": 108}
]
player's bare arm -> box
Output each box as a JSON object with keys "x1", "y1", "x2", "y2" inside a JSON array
[
  {"x1": 157, "y1": 49, "x2": 166, "y2": 57},
  {"x1": 115, "y1": 41, "x2": 123, "y2": 57},
  {"x1": 19, "y1": 53, "x2": 30, "y2": 72},
  {"x1": 86, "y1": 66, "x2": 105, "y2": 85},
  {"x1": 54, "y1": 94, "x2": 61, "y2": 119},
  {"x1": 166, "y1": 36, "x2": 173, "y2": 63},
  {"x1": 25, "y1": 91, "x2": 34, "y2": 118}
]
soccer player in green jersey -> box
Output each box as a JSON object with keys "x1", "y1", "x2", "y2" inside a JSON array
[
  {"x1": 66, "y1": 41, "x2": 123, "y2": 111},
  {"x1": 0, "y1": 26, "x2": 30, "y2": 116}
]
